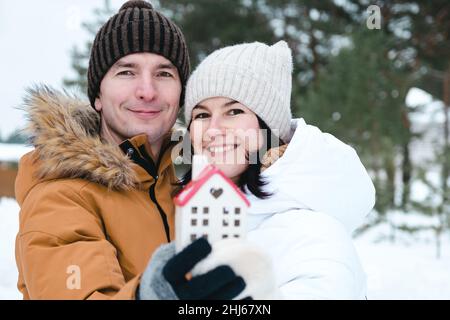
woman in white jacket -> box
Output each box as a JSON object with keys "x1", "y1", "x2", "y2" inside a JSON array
[{"x1": 181, "y1": 41, "x2": 376, "y2": 299}]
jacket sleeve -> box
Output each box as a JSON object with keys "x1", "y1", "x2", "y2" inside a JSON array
[
  {"x1": 250, "y1": 210, "x2": 367, "y2": 299},
  {"x1": 279, "y1": 259, "x2": 363, "y2": 299},
  {"x1": 16, "y1": 181, "x2": 141, "y2": 300}
]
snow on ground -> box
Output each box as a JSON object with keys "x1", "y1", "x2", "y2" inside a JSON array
[
  {"x1": 354, "y1": 220, "x2": 450, "y2": 299},
  {"x1": 0, "y1": 198, "x2": 20, "y2": 299},
  {"x1": 1, "y1": 196, "x2": 449, "y2": 300},
  {"x1": 0, "y1": 143, "x2": 33, "y2": 162}
]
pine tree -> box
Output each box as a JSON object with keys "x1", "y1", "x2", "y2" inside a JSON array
[
  {"x1": 389, "y1": 1, "x2": 450, "y2": 235},
  {"x1": 2, "y1": 129, "x2": 28, "y2": 144},
  {"x1": 63, "y1": 0, "x2": 114, "y2": 96},
  {"x1": 158, "y1": 0, "x2": 276, "y2": 68},
  {"x1": 299, "y1": 29, "x2": 412, "y2": 218}
]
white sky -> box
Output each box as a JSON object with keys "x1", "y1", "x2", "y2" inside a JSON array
[{"x1": 0, "y1": 0, "x2": 125, "y2": 139}]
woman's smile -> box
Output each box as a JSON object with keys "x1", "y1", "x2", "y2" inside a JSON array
[{"x1": 205, "y1": 144, "x2": 239, "y2": 156}]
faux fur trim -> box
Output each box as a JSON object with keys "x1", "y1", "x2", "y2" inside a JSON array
[{"x1": 21, "y1": 85, "x2": 138, "y2": 190}]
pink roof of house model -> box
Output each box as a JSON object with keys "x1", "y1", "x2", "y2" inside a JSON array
[{"x1": 174, "y1": 165, "x2": 251, "y2": 207}]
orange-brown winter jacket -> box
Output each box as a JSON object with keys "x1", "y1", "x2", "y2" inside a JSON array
[{"x1": 15, "y1": 87, "x2": 180, "y2": 299}]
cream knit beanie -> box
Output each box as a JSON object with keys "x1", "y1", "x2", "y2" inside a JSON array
[{"x1": 184, "y1": 41, "x2": 293, "y2": 143}]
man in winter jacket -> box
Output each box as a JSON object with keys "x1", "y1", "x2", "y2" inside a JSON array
[{"x1": 14, "y1": 0, "x2": 248, "y2": 300}]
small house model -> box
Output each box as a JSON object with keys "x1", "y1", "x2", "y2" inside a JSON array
[{"x1": 174, "y1": 155, "x2": 250, "y2": 252}]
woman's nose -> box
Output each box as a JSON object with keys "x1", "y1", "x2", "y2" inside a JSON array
[{"x1": 204, "y1": 116, "x2": 226, "y2": 141}]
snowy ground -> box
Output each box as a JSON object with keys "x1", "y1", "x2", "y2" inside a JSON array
[
  {"x1": 0, "y1": 198, "x2": 20, "y2": 299},
  {"x1": 1, "y1": 196, "x2": 449, "y2": 300},
  {"x1": 0, "y1": 143, "x2": 33, "y2": 162},
  {"x1": 354, "y1": 220, "x2": 450, "y2": 299}
]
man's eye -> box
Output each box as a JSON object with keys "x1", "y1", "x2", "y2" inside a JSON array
[
  {"x1": 228, "y1": 109, "x2": 244, "y2": 116},
  {"x1": 193, "y1": 113, "x2": 209, "y2": 119},
  {"x1": 158, "y1": 71, "x2": 174, "y2": 78},
  {"x1": 117, "y1": 70, "x2": 134, "y2": 76}
]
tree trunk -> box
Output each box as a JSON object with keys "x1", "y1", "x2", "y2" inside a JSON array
[
  {"x1": 401, "y1": 138, "x2": 412, "y2": 209},
  {"x1": 384, "y1": 152, "x2": 396, "y2": 208},
  {"x1": 443, "y1": 68, "x2": 449, "y2": 230},
  {"x1": 435, "y1": 225, "x2": 442, "y2": 259}
]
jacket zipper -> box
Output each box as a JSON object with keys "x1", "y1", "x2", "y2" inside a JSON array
[
  {"x1": 120, "y1": 140, "x2": 171, "y2": 242},
  {"x1": 148, "y1": 183, "x2": 170, "y2": 242}
]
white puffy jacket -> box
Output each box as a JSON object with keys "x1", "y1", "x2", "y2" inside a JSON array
[
  {"x1": 244, "y1": 118, "x2": 375, "y2": 299},
  {"x1": 192, "y1": 118, "x2": 375, "y2": 299}
]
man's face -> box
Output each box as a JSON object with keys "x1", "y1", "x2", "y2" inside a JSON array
[{"x1": 95, "y1": 52, "x2": 182, "y2": 146}]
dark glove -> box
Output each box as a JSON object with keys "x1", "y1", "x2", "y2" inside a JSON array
[{"x1": 137, "y1": 238, "x2": 246, "y2": 300}]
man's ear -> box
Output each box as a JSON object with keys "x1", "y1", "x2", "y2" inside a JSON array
[{"x1": 94, "y1": 97, "x2": 102, "y2": 112}]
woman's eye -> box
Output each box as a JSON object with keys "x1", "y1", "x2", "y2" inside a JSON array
[
  {"x1": 193, "y1": 113, "x2": 210, "y2": 119},
  {"x1": 228, "y1": 109, "x2": 244, "y2": 116}
]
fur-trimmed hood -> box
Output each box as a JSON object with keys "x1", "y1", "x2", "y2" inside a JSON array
[{"x1": 15, "y1": 85, "x2": 139, "y2": 203}]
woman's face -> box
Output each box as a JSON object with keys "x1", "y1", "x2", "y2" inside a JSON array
[{"x1": 189, "y1": 97, "x2": 264, "y2": 181}]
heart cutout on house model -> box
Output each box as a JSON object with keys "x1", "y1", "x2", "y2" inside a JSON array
[{"x1": 210, "y1": 188, "x2": 223, "y2": 198}]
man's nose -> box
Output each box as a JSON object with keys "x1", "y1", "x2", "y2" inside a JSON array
[{"x1": 135, "y1": 75, "x2": 157, "y2": 101}]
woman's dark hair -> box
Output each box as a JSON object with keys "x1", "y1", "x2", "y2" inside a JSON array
[{"x1": 178, "y1": 116, "x2": 282, "y2": 199}]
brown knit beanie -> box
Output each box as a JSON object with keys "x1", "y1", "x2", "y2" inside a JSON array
[{"x1": 87, "y1": 0, "x2": 190, "y2": 108}]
